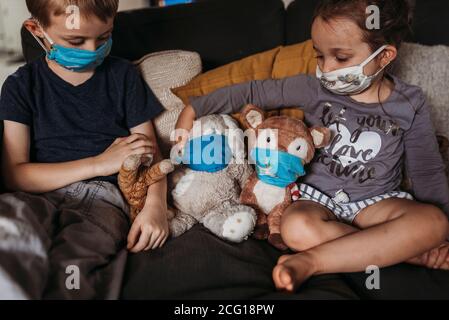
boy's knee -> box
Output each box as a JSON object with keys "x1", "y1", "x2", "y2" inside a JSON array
[{"x1": 281, "y1": 209, "x2": 326, "y2": 252}]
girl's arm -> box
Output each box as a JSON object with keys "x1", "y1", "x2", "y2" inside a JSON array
[
  {"x1": 175, "y1": 104, "x2": 196, "y2": 143},
  {"x1": 403, "y1": 96, "x2": 449, "y2": 218},
  {"x1": 175, "y1": 74, "x2": 318, "y2": 133}
]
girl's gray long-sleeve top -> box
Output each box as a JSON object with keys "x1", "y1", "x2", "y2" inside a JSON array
[{"x1": 190, "y1": 73, "x2": 449, "y2": 217}]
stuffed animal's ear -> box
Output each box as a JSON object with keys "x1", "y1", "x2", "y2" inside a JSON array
[
  {"x1": 310, "y1": 127, "x2": 331, "y2": 148},
  {"x1": 240, "y1": 104, "x2": 265, "y2": 129}
]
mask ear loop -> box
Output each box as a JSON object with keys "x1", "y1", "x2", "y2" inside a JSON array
[
  {"x1": 354, "y1": 45, "x2": 390, "y2": 84},
  {"x1": 360, "y1": 45, "x2": 389, "y2": 68},
  {"x1": 28, "y1": 30, "x2": 48, "y2": 53},
  {"x1": 25, "y1": 20, "x2": 54, "y2": 54}
]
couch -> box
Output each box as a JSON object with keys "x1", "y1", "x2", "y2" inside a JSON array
[{"x1": 9, "y1": 0, "x2": 449, "y2": 299}]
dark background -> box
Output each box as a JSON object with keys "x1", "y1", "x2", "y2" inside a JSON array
[{"x1": 22, "y1": 0, "x2": 449, "y2": 72}]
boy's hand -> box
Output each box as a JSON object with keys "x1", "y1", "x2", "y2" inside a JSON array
[
  {"x1": 127, "y1": 202, "x2": 169, "y2": 253},
  {"x1": 93, "y1": 133, "x2": 155, "y2": 177}
]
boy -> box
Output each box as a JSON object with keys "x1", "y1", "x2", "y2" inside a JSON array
[{"x1": 0, "y1": 0, "x2": 168, "y2": 299}]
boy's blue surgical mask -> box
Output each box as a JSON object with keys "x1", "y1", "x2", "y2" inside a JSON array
[
  {"x1": 174, "y1": 134, "x2": 233, "y2": 173},
  {"x1": 30, "y1": 29, "x2": 112, "y2": 72},
  {"x1": 250, "y1": 148, "x2": 306, "y2": 188}
]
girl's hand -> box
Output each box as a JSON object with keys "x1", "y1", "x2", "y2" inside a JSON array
[
  {"x1": 127, "y1": 202, "x2": 169, "y2": 253},
  {"x1": 93, "y1": 133, "x2": 155, "y2": 177}
]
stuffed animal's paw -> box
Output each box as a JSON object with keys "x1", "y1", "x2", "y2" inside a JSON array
[
  {"x1": 222, "y1": 208, "x2": 257, "y2": 243},
  {"x1": 159, "y1": 159, "x2": 175, "y2": 174},
  {"x1": 123, "y1": 154, "x2": 154, "y2": 170},
  {"x1": 169, "y1": 211, "x2": 197, "y2": 238}
]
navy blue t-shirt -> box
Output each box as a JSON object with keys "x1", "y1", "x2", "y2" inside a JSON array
[{"x1": 0, "y1": 56, "x2": 164, "y2": 184}]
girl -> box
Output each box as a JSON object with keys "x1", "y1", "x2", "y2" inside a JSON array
[{"x1": 175, "y1": 0, "x2": 449, "y2": 292}]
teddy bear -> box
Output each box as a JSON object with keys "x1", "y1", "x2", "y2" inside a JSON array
[
  {"x1": 167, "y1": 114, "x2": 257, "y2": 243},
  {"x1": 239, "y1": 104, "x2": 331, "y2": 250},
  {"x1": 118, "y1": 154, "x2": 175, "y2": 221}
]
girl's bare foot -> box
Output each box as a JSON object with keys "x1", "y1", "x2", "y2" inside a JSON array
[
  {"x1": 272, "y1": 252, "x2": 318, "y2": 292},
  {"x1": 406, "y1": 241, "x2": 449, "y2": 270}
]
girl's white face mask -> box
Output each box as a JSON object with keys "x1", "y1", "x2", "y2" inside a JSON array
[{"x1": 316, "y1": 45, "x2": 389, "y2": 95}]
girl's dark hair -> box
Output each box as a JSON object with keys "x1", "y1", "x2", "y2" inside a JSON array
[{"x1": 313, "y1": 0, "x2": 413, "y2": 52}]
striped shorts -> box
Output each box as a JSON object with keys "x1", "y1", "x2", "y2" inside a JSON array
[{"x1": 297, "y1": 183, "x2": 414, "y2": 224}]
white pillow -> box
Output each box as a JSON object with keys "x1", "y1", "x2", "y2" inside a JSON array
[
  {"x1": 135, "y1": 50, "x2": 202, "y2": 157},
  {"x1": 153, "y1": 105, "x2": 183, "y2": 158},
  {"x1": 135, "y1": 50, "x2": 202, "y2": 111},
  {"x1": 392, "y1": 42, "x2": 449, "y2": 139}
]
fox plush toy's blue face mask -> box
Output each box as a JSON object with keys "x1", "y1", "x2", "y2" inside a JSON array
[
  {"x1": 250, "y1": 148, "x2": 306, "y2": 188},
  {"x1": 30, "y1": 29, "x2": 112, "y2": 72},
  {"x1": 175, "y1": 134, "x2": 233, "y2": 173}
]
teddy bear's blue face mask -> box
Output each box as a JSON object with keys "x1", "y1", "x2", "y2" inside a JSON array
[
  {"x1": 177, "y1": 134, "x2": 233, "y2": 173},
  {"x1": 250, "y1": 148, "x2": 306, "y2": 188}
]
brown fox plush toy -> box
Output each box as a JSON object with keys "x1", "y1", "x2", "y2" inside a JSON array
[{"x1": 239, "y1": 105, "x2": 331, "y2": 250}]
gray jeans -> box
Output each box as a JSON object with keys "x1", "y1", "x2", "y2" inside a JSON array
[{"x1": 0, "y1": 181, "x2": 130, "y2": 300}]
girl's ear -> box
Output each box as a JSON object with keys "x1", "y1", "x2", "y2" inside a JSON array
[
  {"x1": 310, "y1": 127, "x2": 331, "y2": 148},
  {"x1": 380, "y1": 45, "x2": 397, "y2": 68},
  {"x1": 240, "y1": 104, "x2": 265, "y2": 129}
]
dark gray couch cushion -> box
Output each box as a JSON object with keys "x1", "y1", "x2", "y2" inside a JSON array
[
  {"x1": 122, "y1": 225, "x2": 449, "y2": 300},
  {"x1": 412, "y1": 0, "x2": 449, "y2": 46},
  {"x1": 344, "y1": 264, "x2": 449, "y2": 300},
  {"x1": 121, "y1": 225, "x2": 359, "y2": 300},
  {"x1": 113, "y1": 0, "x2": 286, "y2": 71}
]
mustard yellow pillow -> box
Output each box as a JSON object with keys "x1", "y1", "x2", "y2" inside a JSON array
[
  {"x1": 172, "y1": 46, "x2": 281, "y2": 105},
  {"x1": 272, "y1": 39, "x2": 317, "y2": 78},
  {"x1": 171, "y1": 40, "x2": 317, "y2": 124}
]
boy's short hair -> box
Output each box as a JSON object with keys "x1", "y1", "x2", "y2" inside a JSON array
[{"x1": 26, "y1": 0, "x2": 119, "y2": 27}]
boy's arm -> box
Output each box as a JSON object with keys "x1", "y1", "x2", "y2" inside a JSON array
[
  {"x1": 127, "y1": 120, "x2": 169, "y2": 252},
  {"x1": 2, "y1": 121, "x2": 154, "y2": 194},
  {"x1": 2, "y1": 121, "x2": 97, "y2": 193}
]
